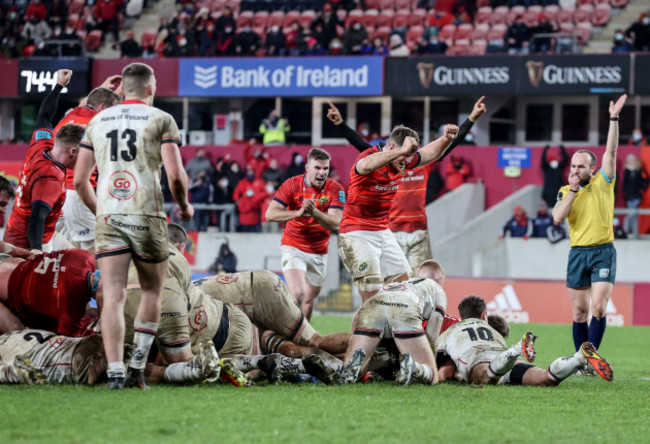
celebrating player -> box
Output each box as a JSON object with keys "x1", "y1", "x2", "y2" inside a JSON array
[
  {"x1": 551, "y1": 94, "x2": 627, "y2": 364},
  {"x1": 75, "y1": 62, "x2": 193, "y2": 389},
  {"x1": 4, "y1": 69, "x2": 85, "y2": 252},
  {"x1": 265, "y1": 148, "x2": 345, "y2": 320}
]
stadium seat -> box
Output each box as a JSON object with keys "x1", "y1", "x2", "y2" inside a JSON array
[
  {"x1": 474, "y1": 6, "x2": 492, "y2": 25},
  {"x1": 253, "y1": 11, "x2": 269, "y2": 28},
  {"x1": 406, "y1": 25, "x2": 423, "y2": 46},
  {"x1": 486, "y1": 23, "x2": 507, "y2": 41},
  {"x1": 559, "y1": 0, "x2": 577, "y2": 7},
  {"x1": 490, "y1": 6, "x2": 508, "y2": 25},
  {"x1": 360, "y1": 9, "x2": 378, "y2": 29},
  {"x1": 559, "y1": 22, "x2": 575, "y2": 34},
  {"x1": 76, "y1": 29, "x2": 87, "y2": 41},
  {"x1": 268, "y1": 10, "x2": 284, "y2": 27},
  {"x1": 371, "y1": 25, "x2": 391, "y2": 43},
  {"x1": 364, "y1": 0, "x2": 380, "y2": 9},
  {"x1": 476, "y1": 0, "x2": 490, "y2": 7},
  {"x1": 283, "y1": 10, "x2": 300, "y2": 26},
  {"x1": 66, "y1": 14, "x2": 80, "y2": 29},
  {"x1": 237, "y1": 10, "x2": 254, "y2": 28},
  {"x1": 506, "y1": 5, "x2": 526, "y2": 25},
  {"x1": 577, "y1": 0, "x2": 594, "y2": 5},
  {"x1": 68, "y1": 0, "x2": 85, "y2": 16},
  {"x1": 346, "y1": 9, "x2": 363, "y2": 27},
  {"x1": 456, "y1": 23, "x2": 473, "y2": 40},
  {"x1": 523, "y1": 10, "x2": 540, "y2": 27},
  {"x1": 439, "y1": 24, "x2": 457, "y2": 44},
  {"x1": 336, "y1": 8, "x2": 347, "y2": 21},
  {"x1": 141, "y1": 28, "x2": 158, "y2": 48},
  {"x1": 593, "y1": 4, "x2": 610, "y2": 26},
  {"x1": 543, "y1": 5, "x2": 560, "y2": 22},
  {"x1": 299, "y1": 10, "x2": 315, "y2": 28},
  {"x1": 195, "y1": 0, "x2": 211, "y2": 11},
  {"x1": 409, "y1": 9, "x2": 426, "y2": 27},
  {"x1": 610, "y1": 0, "x2": 627, "y2": 7},
  {"x1": 574, "y1": 5, "x2": 594, "y2": 23},
  {"x1": 392, "y1": 10, "x2": 410, "y2": 28},
  {"x1": 378, "y1": 0, "x2": 394, "y2": 11},
  {"x1": 395, "y1": 0, "x2": 411, "y2": 10},
  {"x1": 467, "y1": 39, "x2": 487, "y2": 55},
  {"x1": 376, "y1": 9, "x2": 394, "y2": 28},
  {"x1": 446, "y1": 41, "x2": 470, "y2": 55},
  {"x1": 211, "y1": 0, "x2": 226, "y2": 12},
  {"x1": 469, "y1": 23, "x2": 489, "y2": 41},
  {"x1": 556, "y1": 7, "x2": 575, "y2": 24},
  {"x1": 576, "y1": 21, "x2": 592, "y2": 41},
  {"x1": 85, "y1": 30, "x2": 103, "y2": 51}
]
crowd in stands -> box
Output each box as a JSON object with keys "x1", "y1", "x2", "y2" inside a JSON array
[{"x1": 611, "y1": 12, "x2": 650, "y2": 53}]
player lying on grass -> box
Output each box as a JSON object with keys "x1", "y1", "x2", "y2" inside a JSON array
[
  {"x1": 436, "y1": 297, "x2": 613, "y2": 385},
  {"x1": 337, "y1": 260, "x2": 448, "y2": 385}
]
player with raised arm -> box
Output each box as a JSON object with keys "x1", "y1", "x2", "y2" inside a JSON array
[
  {"x1": 337, "y1": 124, "x2": 458, "y2": 302},
  {"x1": 265, "y1": 148, "x2": 345, "y2": 320},
  {"x1": 4, "y1": 70, "x2": 85, "y2": 252},
  {"x1": 327, "y1": 98, "x2": 486, "y2": 274},
  {"x1": 552, "y1": 95, "x2": 627, "y2": 366},
  {"x1": 74, "y1": 62, "x2": 193, "y2": 390}
]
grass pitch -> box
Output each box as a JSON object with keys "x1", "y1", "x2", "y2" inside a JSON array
[{"x1": 1, "y1": 316, "x2": 648, "y2": 443}]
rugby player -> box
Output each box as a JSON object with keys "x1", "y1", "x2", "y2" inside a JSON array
[
  {"x1": 336, "y1": 124, "x2": 458, "y2": 302},
  {"x1": 327, "y1": 98, "x2": 486, "y2": 274},
  {"x1": 4, "y1": 69, "x2": 85, "y2": 252},
  {"x1": 552, "y1": 94, "x2": 627, "y2": 362},
  {"x1": 75, "y1": 62, "x2": 193, "y2": 389},
  {"x1": 265, "y1": 148, "x2": 345, "y2": 320}
]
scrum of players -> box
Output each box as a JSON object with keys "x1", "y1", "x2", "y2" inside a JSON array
[{"x1": 0, "y1": 64, "x2": 614, "y2": 389}]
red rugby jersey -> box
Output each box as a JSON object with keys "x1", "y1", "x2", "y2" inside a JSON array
[
  {"x1": 339, "y1": 147, "x2": 420, "y2": 233},
  {"x1": 54, "y1": 106, "x2": 99, "y2": 190},
  {"x1": 389, "y1": 161, "x2": 436, "y2": 232},
  {"x1": 8, "y1": 249, "x2": 95, "y2": 336},
  {"x1": 274, "y1": 175, "x2": 345, "y2": 254},
  {"x1": 4, "y1": 129, "x2": 67, "y2": 248}
]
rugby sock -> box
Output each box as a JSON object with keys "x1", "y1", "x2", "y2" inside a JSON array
[
  {"x1": 229, "y1": 355, "x2": 263, "y2": 372},
  {"x1": 164, "y1": 362, "x2": 203, "y2": 383},
  {"x1": 587, "y1": 316, "x2": 607, "y2": 350},
  {"x1": 572, "y1": 321, "x2": 588, "y2": 351},
  {"x1": 547, "y1": 351, "x2": 584, "y2": 381},
  {"x1": 413, "y1": 362, "x2": 434, "y2": 384},
  {"x1": 107, "y1": 361, "x2": 125, "y2": 378},
  {"x1": 310, "y1": 348, "x2": 343, "y2": 371},
  {"x1": 280, "y1": 357, "x2": 305, "y2": 376},
  {"x1": 131, "y1": 320, "x2": 158, "y2": 370},
  {"x1": 486, "y1": 342, "x2": 523, "y2": 379}
]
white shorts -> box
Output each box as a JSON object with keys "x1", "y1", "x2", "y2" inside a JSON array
[
  {"x1": 392, "y1": 229, "x2": 433, "y2": 272},
  {"x1": 43, "y1": 231, "x2": 75, "y2": 253},
  {"x1": 61, "y1": 190, "x2": 96, "y2": 243},
  {"x1": 338, "y1": 229, "x2": 412, "y2": 292},
  {"x1": 280, "y1": 244, "x2": 326, "y2": 287},
  {"x1": 456, "y1": 349, "x2": 502, "y2": 382}
]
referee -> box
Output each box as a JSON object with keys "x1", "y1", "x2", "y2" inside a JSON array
[{"x1": 552, "y1": 94, "x2": 627, "y2": 362}]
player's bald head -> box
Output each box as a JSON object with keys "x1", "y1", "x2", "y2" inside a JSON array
[
  {"x1": 458, "y1": 295, "x2": 487, "y2": 320},
  {"x1": 122, "y1": 63, "x2": 155, "y2": 98},
  {"x1": 417, "y1": 259, "x2": 445, "y2": 287}
]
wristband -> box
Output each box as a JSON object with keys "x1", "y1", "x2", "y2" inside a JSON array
[
  {"x1": 569, "y1": 189, "x2": 578, "y2": 193},
  {"x1": 609, "y1": 117, "x2": 619, "y2": 121}
]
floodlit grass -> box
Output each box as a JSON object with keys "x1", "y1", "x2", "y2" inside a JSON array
[{"x1": 1, "y1": 316, "x2": 648, "y2": 443}]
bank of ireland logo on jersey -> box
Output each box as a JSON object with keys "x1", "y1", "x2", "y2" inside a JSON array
[
  {"x1": 194, "y1": 65, "x2": 217, "y2": 89},
  {"x1": 108, "y1": 171, "x2": 137, "y2": 200}
]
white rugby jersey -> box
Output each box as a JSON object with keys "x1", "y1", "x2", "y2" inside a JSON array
[
  {"x1": 81, "y1": 100, "x2": 181, "y2": 218},
  {"x1": 379, "y1": 277, "x2": 448, "y2": 321}
]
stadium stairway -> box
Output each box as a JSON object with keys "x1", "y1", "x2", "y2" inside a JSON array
[
  {"x1": 585, "y1": 0, "x2": 649, "y2": 53},
  {"x1": 94, "y1": 0, "x2": 177, "y2": 58}
]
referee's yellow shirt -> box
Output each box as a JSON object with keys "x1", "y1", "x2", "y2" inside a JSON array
[{"x1": 557, "y1": 170, "x2": 615, "y2": 247}]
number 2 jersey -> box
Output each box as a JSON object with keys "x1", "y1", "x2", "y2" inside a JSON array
[
  {"x1": 80, "y1": 99, "x2": 182, "y2": 218},
  {"x1": 436, "y1": 318, "x2": 507, "y2": 382}
]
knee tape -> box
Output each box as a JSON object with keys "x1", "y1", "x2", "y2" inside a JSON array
[{"x1": 261, "y1": 332, "x2": 289, "y2": 354}]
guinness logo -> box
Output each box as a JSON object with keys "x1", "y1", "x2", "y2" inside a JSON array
[
  {"x1": 526, "y1": 61, "x2": 545, "y2": 87},
  {"x1": 417, "y1": 63, "x2": 435, "y2": 88}
]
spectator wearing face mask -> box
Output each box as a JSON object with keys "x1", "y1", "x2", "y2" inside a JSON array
[
  {"x1": 227, "y1": 161, "x2": 244, "y2": 192},
  {"x1": 215, "y1": 24, "x2": 235, "y2": 55},
  {"x1": 628, "y1": 128, "x2": 647, "y2": 146},
  {"x1": 500, "y1": 205, "x2": 532, "y2": 239},
  {"x1": 285, "y1": 152, "x2": 305, "y2": 180},
  {"x1": 625, "y1": 13, "x2": 650, "y2": 51},
  {"x1": 462, "y1": 131, "x2": 476, "y2": 145},
  {"x1": 233, "y1": 165, "x2": 267, "y2": 232},
  {"x1": 259, "y1": 110, "x2": 290, "y2": 145},
  {"x1": 342, "y1": 19, "x2": 368, "y2": 55},
  {"x1": 622, "y1": 154, "x2": 649, "y2": 237},
  {"x1": 93, "y1": 0, "x2": 124, "y2": 43},
  {"x1": 185, "y1": 148, "x2": 214, "y2": 181},
  {"x1": 357, "y1": 123, "x2": 372, "y2": 142},
  {"x1": 216, "y1": 6, "x2": 236, "y2": 37},
  {"x1": 260, "y1": 181, "x2": 279, "y2": 233},
  {"x1": 417, "y1": 28, "x2": 448, "y2": 54},
  {"x1": 189, "y1": 171, "x2": 213, "y2": 232},
  {"x1": 244, "y1": 139, "x2": 269, "y2": 177},
  {"x1": 361, "y1": 36, "x2": 388, "y2": 55},
  {"x1": 541, "y1": 144, "x2": 569, "y2": 208},
  {"x1": 445, "y1": 155, "x2": 470, "y2": 191},
  {"x1": 265, "y1": 24, "x2": 285, "y2": 56},
  {"x1": 114, "y1": 30, "x2": 142, "y2": 58},
  {"x1": 531, "y1": 200, "x2": 553, "y2": 238},
  {"x1": 611, "y1": 28, "x2": 633, "y2": 53},
  {"x1": 311, "y1": 2, "x2": 341, "y2": 49},
  {"x1": 388, "y1": 33, "x2": 410, "y2": 56},
  {"x1": 262, "y1": 159, "x2": 284, "y2": 188},
  {"x1": 235, "y1": 25, "x2": 261, "y2": 56}
]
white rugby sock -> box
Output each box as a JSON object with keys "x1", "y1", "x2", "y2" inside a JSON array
[
  {"x1": 280, "y1": 357, "x2": 305, "y2": 375},
  {"x1": 229, "y1": 355, "x2": 263, "y2": 372},
  {"x1": 163, "y1": 361, "x2": 203, "y2": 383},
  {"x1": 131, "y1": 320, "x2": 158, "y2": 370},
  {"x1": 487, "y1": 342, "x2": 523, "y2": 379},
  {"x1": 413, "y1": 362, "x2": 434, "y2": 384},
  {"x1": 107, "y1": 361, "x2": 125, "y2": 378},
  {"x1": 547, "y1": 351, "x2": 585, "y2": 381}
]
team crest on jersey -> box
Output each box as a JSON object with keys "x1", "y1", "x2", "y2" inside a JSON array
[
  {"x1": 189, "y1": 305, "x2": 208, "y2": 331},
  {"x1": 599, "y1": 268, "x2": 610, "y2": 278},
  {"x1": 108, "y1": 171, "x2": 137, "y2": 200},
  {"x1": 216, "y1": 273, "x2": 240, "y2": 284},
  {"x1": 318, "y1": 196, "x2": 330, "y2": 205},
  {"x1": 282, "y1": 259, "x2": 289, "y2": 267},
  {"x1": 358, "y1": 262, "x2": 368, "y2": 272}
]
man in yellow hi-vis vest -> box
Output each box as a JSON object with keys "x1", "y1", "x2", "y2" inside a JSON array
[{"x1": 259, "y1": 110, "x2": 290, "y2": 145}]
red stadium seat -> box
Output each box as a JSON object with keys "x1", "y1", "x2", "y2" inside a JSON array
[
  {"x1": 593, "y1": 4, "x2": 610, "y2": 26},
  {"x1": 476, "y1": 0, "x2": 491, "y2": 7},
  {"x1": 76, "y1": 29, "x2": 87, "y2": 41},
  {"x1": 252, "y1": 24, "x2": 266, "y2": 37},
  {"x1": 85, "y1": 29, "x2": 103, "y2": 51},
  {"x1": 575, "y1": 21, "x2": 592, "y2": 41},
  {"x1": 364, "y1": 0, "x2": 380, "y2": 9},
  {"x1": 523, "y1": 10, "x2": 540, "y2": 27},
  {"x1": 228, "y1": 0, "x2": 241, "y2": 14},
  {"x1": 377, "y1": 9, "x2": 394, "y2": 27},
  {"x1": 370, "y1": 25, "x2": 391, "y2": 43},
  {"x1": 486, "y1": 23, "x2": 507, "y2": 41},
  {"x1": 253, "y1": 11, "x2": 269, "y2": 29},
  {"x1": 469, "y1": 23, "x2": 489, "y2": 41},
  {"x1": 438, "y1": 24, "x2": 456, "y2": 44},
  {"x1": 446, "y1": 41, "x2": 470, "y2": 55},
  {"x1": 556, "y1": 7, "x2": 575, "y2": 24},
  {"x1": 237, "y1": 10, "x2": 254, "y2": 28},
  {"x1": 210, "y1": 0, "x2": 225, "y2": 12},
  {"x1": 610, "y1": 0, "x2": 628, "y2": 7},
  {"x1": 506, "y1": 5, "x2": 526, "y2": 25},
  {"x1": 474, "y1": 6, "x2": 492, "y2": 25},
  {"x1": 268, "y1": 11, "x2": 284, "y2": 28},
  {"x1": 573, "y1": 5, "x2": 594, "y2": 23},
  {"x1": 283, "y1": 10, "x2": 300, "y2": 27},
  {"x1": 346, "y1": 9, "x2": 363, "y2": 27},
  {"x1": 490, "y1": 6, "x2": 508, "y2": 25},
  {"x1": 543, "y1": 5, "x2": 560, "y2": 23},
  {"x1": 336, "y1": 8, "x2": 347, "y2": 21},
  {"x1": 66, "y1": 13, "x2": 80, "y2": 29},
  {"x1": 577, "y1": 0, "x2": 594, "y2": 5},
  {"x1": 299, "y1": 10, "x2": 315, "y2": 28},
  {"x1": 392, "y1": 10, "x2": 409, "y2": 28},
  {"x1": 455, "y1": 23, "x2": 473, "y2": 40},
  {"x1": 140, "y1": 28, "x2": 158, "y2": 48},
  {"x1": 395, "y1": 0, "x2": 411, "y2": 10},
  {"x1": 360, "y1": 9, "x2": 378, "y2": 29},
  {"x1": 409, "y1": 8, "x2": 426, "y2": 27},
  {"x1": 406, "y1": 25, "x2": 424, "y2": 46},
  {"x1": 467, "y1": 39, "x2": 487, "y2": 55},
  {"x1": 559, "y1": 22, "x2": 575, "y2": 34},
  {"x1": 68, "y1": 0, "x2": 85, "y2": 16},
  {"x1": 379, "y1": 0, "x2": 394, "y2": 11}
]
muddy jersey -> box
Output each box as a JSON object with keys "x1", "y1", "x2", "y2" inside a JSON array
[
  {"x1": 54, "y1": 105, "x2": 99, "y2": 190},
  {"x1": 7, "y1": 249, "x2": 95, "y2": 336},
  {"x1": 80, "y1": 100, "x2": 181, "y2": 218},
  {"x1": 273, "y1": 175, "x2": 345, "y2": 254},
  {"x1": 167, "y1": 243, "x2": 192, "y2": 294},
  {"x1": 0, "y1": 329, "x2": 99, "y2": 384},
  {"x1": 193, "y1": 272, "x2": 254, "y2": 318},
  {"x1": 4, "y1": 128, "x2": 66, "y2": 248},
  {"x1": 436, "y1": 318, "x2": 507, "y2": 381},
  {"x1": 378, "y1": 278, "x2": 447, "y2": 322},
  {"x1": 340, "y1": 147, "x2": 421, "y2": 233},
  {"x1": 389, "y1": 162, "x2": 436, "y2": 232}
]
